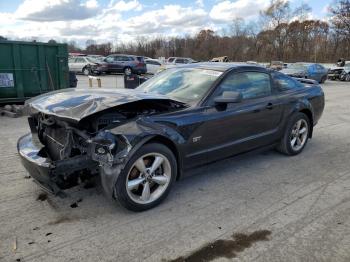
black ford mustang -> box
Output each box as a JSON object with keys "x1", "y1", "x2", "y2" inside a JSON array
[{"x1": 18, "y1": 63, "x2": 325, "y2": 211}]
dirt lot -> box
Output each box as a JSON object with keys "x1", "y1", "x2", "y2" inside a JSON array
[{"x1": 1, "y1": 80, "x2": 350, "y2": 262}]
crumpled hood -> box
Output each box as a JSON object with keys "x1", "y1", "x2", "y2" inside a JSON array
[{"x1": 26, "y1": 88, "x2": 184, "y2": 122}]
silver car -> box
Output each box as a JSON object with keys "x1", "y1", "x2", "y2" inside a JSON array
[{"x1": 68, "y1": 56, "x2": 100, "y2": 75}]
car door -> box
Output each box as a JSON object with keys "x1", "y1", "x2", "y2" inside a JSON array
[
  {"x1": 175, "y1": 58, "x2": 185, "y2": 64},
  {"x1": 145, "y1": 60, "x2": 161, "y2": 74},
  {"x1": 104, "y1": 56, "x2": 115, "y2": 72},
  {"x1": 184, "y1": 70, "x2": 283, "y2": 167},
  {"x1": 315, "y1": 64, "x2": 326, "y2": 82},
  {"x1": 74, "y1": 57, "x2": 87, "y2": 73},
  {"x1": 68, "y1": 58, "x2": 77, "y2": 72}
]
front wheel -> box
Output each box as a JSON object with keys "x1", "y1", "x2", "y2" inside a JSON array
[
  {"x1": 83, "y1": 67, "x2": 90, "y2": 76},
  {"x1": 346, "y1": 74, "x2": 350, "y2": 82},
  {"x1": 277, "y1": 112, "x2": 310, "y2": 156},
  {"x1": 114, "y1": 143, "x2": 177, "y2": 211}
]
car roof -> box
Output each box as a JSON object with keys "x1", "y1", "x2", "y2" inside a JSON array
[
  {"x1": 295, "y1": 62, "x2": 321, "y2": 66},
  {"x1": 108, "y1": 54, "x2": 138, "y2": 57},
  {"x1": 173, "y1": 62, "x2": 266, "y2": 72}
]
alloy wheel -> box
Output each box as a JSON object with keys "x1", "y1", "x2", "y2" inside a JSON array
[
  {"x1": 290, "y1": 119, "x2": 308, "y2": 151},
  {"x1": 126, "y1": 153, "x2": 171, "y2": 204},
  {"x1": 124, "y1": 67, "x2": 132, "y2": 75},
  {"x1": 83, "y1": 68, "x2": 90, "y2": 75}
]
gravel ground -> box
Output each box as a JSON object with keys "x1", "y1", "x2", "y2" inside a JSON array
[{"x1": 0, "y1": 80, "x2": 350, "y2": 262}]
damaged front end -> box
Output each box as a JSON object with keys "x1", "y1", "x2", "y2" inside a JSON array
[{"x1": 18, "y1": 95, "x2": 186, "y2": 197}]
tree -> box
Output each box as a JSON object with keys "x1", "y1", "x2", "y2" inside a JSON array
[
  {"x1": 330, "y1": 0, "x2": 350, "y2": 58},
  {"x1": 260, "y1": 0, "x2": 291, "y2": 29},
  {"x1": 293, "y1": 3, "x2": 312, "y2": 21}
]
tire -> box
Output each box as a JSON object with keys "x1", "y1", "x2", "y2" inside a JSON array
[
  {"x1": 346, "y1": 74, "x2": 350, "y2": 82},
  {"x1": 83, "y1": 67, "x2": 90, "y2": 76},
  {"x1": 124, "y1": 67, "x2": 132, "y2": 75},
  {"x1": 114, "y1": 143, "x2": 177, "y2": 212},
  {"x1": 276, "y1": 112, "x2": 310, "y2": 156},
  {"x1": 320, "y1": 76, "x2": 327, "y2": 84}
]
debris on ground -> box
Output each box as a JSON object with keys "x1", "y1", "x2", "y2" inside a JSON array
[
  {"x1": 0, "y1": 104, "x2": 25, "y2": 118},
  {"x1": 13, "y1": 237, "x2": 17, "y2": 251},
  {"x1": 45, "y1": 232, "x2": 52, "y2": 236},
  {"x1": 37, "y1": 193, "x2": 48, "y2": 201},
  {"x1": 70, "y1": 202, "x2": 78, "y2": 208}
]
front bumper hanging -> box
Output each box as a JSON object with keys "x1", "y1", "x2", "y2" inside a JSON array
[{"x1": 17, "y1": 133, "x2": 97, "y2": 195}]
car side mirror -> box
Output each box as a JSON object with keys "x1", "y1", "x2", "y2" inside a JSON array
[{"x1": 214, "y1": 91, "x2": 242, "y2": 104}]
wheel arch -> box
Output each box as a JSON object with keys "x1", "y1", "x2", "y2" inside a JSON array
[
  {"x1": 299, "y1": 108, "x2": 314, "y2": 138},
  {"x1": 123, "y1": 66, "x2": 132, "y2": 73},
  {"x1": 143, "y1": 135, "x2": 183, "y2": 181}
]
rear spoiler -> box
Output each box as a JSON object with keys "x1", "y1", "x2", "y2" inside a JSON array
[{"x1": 293, "y1": 78, "x2": 318, "y2": 85}]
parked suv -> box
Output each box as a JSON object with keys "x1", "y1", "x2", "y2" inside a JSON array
[{"x1": 102, "y1": 54, "x2": 147, "y2": 75}]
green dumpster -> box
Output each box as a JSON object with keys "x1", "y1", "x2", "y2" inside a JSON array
[{"x1": 0, "y1": 40, "x2": 69, "y2": 104}]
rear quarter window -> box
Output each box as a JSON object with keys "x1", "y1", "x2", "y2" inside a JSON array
[
  {"x1": 136, "y1": 56, "x2": 144, "y2": 62},
  {"x1": 273, "y1": 72, "x2": 303, "y2": 91}
]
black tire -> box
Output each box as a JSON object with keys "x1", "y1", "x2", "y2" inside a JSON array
[
  {"x1": 82, "y1": 67, "x2": 90, "y2": 76},
  {"x1": 114, "y1": 143, "x2": 177, "y2": 212},
  {"x1": 346, "y1": 74, "x2": 350, "y2": 82},
  {"x1": 124, "y1": 67, "x2": 132, "y2": 75},
  {"x1": 276, "y1": 112, "x2": 311, "y2": 156},
  {"x1": 320, "y1": 76, "x2": 327, "y2": 84}
]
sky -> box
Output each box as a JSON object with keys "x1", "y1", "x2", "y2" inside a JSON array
[{"x1": 0, "y1": 0, "x2": 332, "y2": 46}]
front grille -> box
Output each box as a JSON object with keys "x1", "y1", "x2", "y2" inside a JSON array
[
  {"x1": 42, "y1": 127, "x2": 68, "y2": 161},
  {"x1": 329, "y1": 69, "x2": 343, "y2": 74}
]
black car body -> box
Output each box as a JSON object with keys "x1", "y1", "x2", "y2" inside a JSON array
[{"x1": 18, "y1": 63, "x2": 325, "y2": 211}]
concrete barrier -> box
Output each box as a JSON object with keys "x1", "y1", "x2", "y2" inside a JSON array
[{"x1": 88, "y1": 76, "x2": 101, "y2": 88}]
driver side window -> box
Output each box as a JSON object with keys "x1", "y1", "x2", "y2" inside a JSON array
[{"x1": 210, "y1": 71, "x2": 271, "y2": 103}]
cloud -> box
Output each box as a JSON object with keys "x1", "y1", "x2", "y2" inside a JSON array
[
  {"x1": 15, "y1": 0, "x2": 99, "y2": 21},
  {"x1": 107, "y1": 0, "x2": 142, "y2": 12},
  {"x1": 0, "y1": 0, "x2": 327, "y2": 45},
  {"x1": 119, "y1": 5, "x2": 208, "y2": 35},
  {"x1": 209, "y1": 0, "x2": 270, "y2": 23},
  {"x1": 196, "y1": 0, "x2": 204, "y2": 8}
]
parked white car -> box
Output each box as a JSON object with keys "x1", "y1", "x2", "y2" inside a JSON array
[
  {"x1": 145, "y1": 59, "x2": 162, "y2": 74},
  {"x1": 167, "y1": 57, "x2": 196, "y2": 64},
  {"x1": 68, "y1": 56, "x2": 100, "y2": 75}
]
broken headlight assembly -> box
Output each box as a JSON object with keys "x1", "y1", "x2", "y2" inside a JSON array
[{"x1": 89, "y1": 131, "x2": 117, "y2": 164}]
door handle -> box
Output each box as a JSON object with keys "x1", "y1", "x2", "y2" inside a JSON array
[{"x1": 266, "y1": 103, "x2": 274, "y2": 110}]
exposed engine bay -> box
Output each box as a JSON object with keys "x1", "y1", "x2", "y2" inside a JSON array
[{"x1": 26, "y1": 99, "x2": 185, "y2": 191}]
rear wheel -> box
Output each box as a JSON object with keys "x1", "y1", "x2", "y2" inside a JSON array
[
  {"x1": 114, "y1": 143, "x2": 176, "y2": 211},
  {"x1": 124, "y1": 67, "x2": 132, "y2": 75},
  {"x1": 320, "y1": 76, "x2": 327, "y2": 84},
  {"x1": 277, "y1": 112, "x2": 310, "y2": 156}
]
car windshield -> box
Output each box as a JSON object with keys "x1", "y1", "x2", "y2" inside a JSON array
[
  {"x1": 137, "y1": 68, "x2": 222, "y2": 103},
  {"x1": 289, "y1": 64, "x2": 307, "y2": 70},
  {"x1": 86, "y1": 57, "x2": 100, "y2": 63}
]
